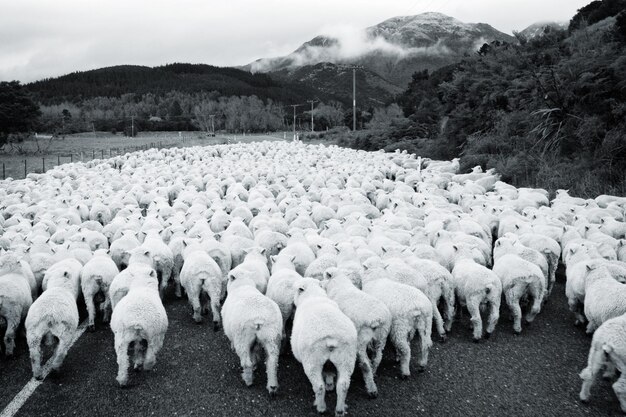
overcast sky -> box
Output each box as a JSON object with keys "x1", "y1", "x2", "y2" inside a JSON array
[{"x1": 0, "y1": 0, "x2": 590, "y2": 83}]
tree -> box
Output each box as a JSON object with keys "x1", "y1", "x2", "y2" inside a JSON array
[{"x1": 0, "y1": 81, "x2": 41, "y2": 146}]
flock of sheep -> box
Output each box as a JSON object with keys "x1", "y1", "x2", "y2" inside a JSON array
[{"x1": 1, "y1": 141, "x2": 626, "y2": 415}]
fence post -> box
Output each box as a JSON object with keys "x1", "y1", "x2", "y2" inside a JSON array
[
  {"x1": 70, "y1": 153, "x2": 73, "y2": 163},
  {"x1": 57, "y1": 155, "x2": 60, "y2": 165},
  {"x1": 101, "y1": 149, "x2": 104, "y2": 159},
  {"x1": 24, "y1": 159, "x2": 26, "y2": 178},
  {"x1": 42, "y1": 158, "x2": 45, "y2": 172},
  {"x1": 2, "y1": 162, "x2": 5, "y2": 180}
]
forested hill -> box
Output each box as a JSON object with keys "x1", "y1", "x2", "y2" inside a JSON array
[
  {"x1": 25, "y1": 63, "x2": 342, "y2": 106},
  {"x1": 336, "y1": 0, "x2": 626, "y2": 196}
]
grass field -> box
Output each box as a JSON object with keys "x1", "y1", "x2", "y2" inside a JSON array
[{"x1": 0, "y1": 131, "x2": 287, "y2": 180}]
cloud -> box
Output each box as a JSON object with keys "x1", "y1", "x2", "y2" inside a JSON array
[{"x1": 250, "y1": 24, "x2": 452, "y2": 72}]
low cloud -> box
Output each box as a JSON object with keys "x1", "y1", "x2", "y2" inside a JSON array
[{"x1": 250, "y1": 24, "x2": 452, "y2": 72}]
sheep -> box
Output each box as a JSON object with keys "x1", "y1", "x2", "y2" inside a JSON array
[
  {"x1": 323, "y1": 268, "x2": 391, "y2": 398},
  {"x1": 291, "y1": 278, "x2": 357, "y2": 416},
  {"x1": 579, "y1": 312, "x2": 626, "y2": 411},
  {"x1": 110, "y1": 274, "x2": 168, "y2": 387},
  {"x1": 80, "y1": 251, "x2": 120, "y2": 331},
  {"x1": 42, "y1": 258, "x2": 83, "y2": 300},
  {"x1": 362, "y1": 258, "x2": 433, "y2": 377},
  {"x1": 584, "y1": 265, "x2": 626, "y2": 334},
  {"x1": 179, "y1": 249, "x2": 224, "y2": 329},
  {"x1": 109, "y1": 264, "x2": 157, "y2": 310},
  {"x1": 136, "y1": 230, "x2": 174, "y2": 297},
  {"x1": 0, "y1": 273, "x2": 33, "y2": 356},
  {"x1": 450, "y1": 253, "x2": 502, "y2": 342},
  {"x1": 25, "y1": 286, "x2": 79, "y2": 379},
  {"x1": 492, "y1": 254, "x2": 545, "y2": 334},
  {"x1": 0, "y1": 252, "x2": 38, "y2": 299},
  {"x1": 266, "y1": 255, "x2": 302, "y2": 339},
  {"x1": 109, "y1": 231, "x2": 141, "y2": 270},
  {"x1": 221, "y1": 274, "x2": 282, "y2": 397},
  {"x1": 228, "y1": 247, "x2": 271, "y2": 294}
]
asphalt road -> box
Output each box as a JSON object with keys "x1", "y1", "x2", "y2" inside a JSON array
[{"x1": 0, "y1": 275, "x2": 622, "y2": 417}]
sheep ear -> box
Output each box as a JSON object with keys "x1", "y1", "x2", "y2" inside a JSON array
[
  {"x1": 81, "y1": 236, "x2": 86, "y2": 242},
  {"x1": 144, "y1": 250, "x2": 150, "y2": 256},
  {"x1": 260, "y1": 248, "x2": 267, "y2": 255},
  {"x1": 586, "y1": 265, "x2": 593, "y2": 272},
  {"x1": 381, "y1": 246, "x2": 387, "y2": 254},
  {"x1": 600, "y1": 218, "x2": 605, "y2": 224},
  {"x1": 323, "y1": 270, "x2": 333, "y2": 280},
  {"x1": 182, "y1": 240, "x2": 188, "y2": 247},
  {"x1": 453, "y1": 245, "x2": 459, "y2": 252},
  {"x1": 150, "y1": 270, "x2": 156, "y2": 278},
  {"x1": 25, "y1": 247, "x2": 31, "y2": 253},
  {"x1": 290, "y1": 255, "x2": 296, "y2": 263},
  {"x1": 514, "y1": 224, "x2": 520, "y2": 230},
  {"x1": 63, "y1": 271, "x2": 69, "y2": 277},
  {"x1": 214, "y1": 232, "x2": 221, "y2": 240}
]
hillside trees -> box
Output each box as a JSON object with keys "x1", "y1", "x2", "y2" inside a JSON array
[{"x1": 0, "y1": 81, "x2": 41, "y2": 147}]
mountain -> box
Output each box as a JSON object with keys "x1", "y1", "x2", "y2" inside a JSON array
[
  {"x1": 26, "y1": 63, "x2": 341, "y2": 105},
  {"x1": 270, "y1": 62, "x2": 403, "y2": 108},
  {"x1": 247, "y1": 12, "x2": 517, "y2": 89},
  {"x1": 517, "y1": 21, "x2": 569, "y2": 40}
]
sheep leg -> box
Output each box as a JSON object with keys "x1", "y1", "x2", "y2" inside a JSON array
[
  {"x1": 204, "y1": 281, "x2": 222, "y2": 331},
  {"x1": 84, "y1": 294, "x2": 98, "y2": 332},
  {"x1": 614, "y1": 375, "x2": 626, "y2": 413},
  {"x1": 579, "y1": 345, "x2": 606, "y2": 403},
  {"x1": 485, "y1": 296, "x2": 500, "y2": 337},
  {"x1": 50, "y1": 334, "x2": 71, "y2": 373},
  {"x1": 603, "y1": 362, "x2": 617, "y2": 379},
  {"x1": 234, "y1": 332, "x2": 256, "y2": 387},
  {"x1": 144, "y1": 334, "x2": 164, "y2": 371},
  {"x1": 390, "y1": 324, "x2": 411, "y2": 379},
  {"x1": 334, "y1": 363, "x2": 353, "y2": 416},
  {"x1": 568, "y1": 298, "x2": 586, "y2": 326},
  {"x1": 357, "y1": 342, "x2": 377, "y2": 398},
  {"x1": 370, "y1": 336, "x2": 387, "y2": 376},
  {"x1": 132, "y1": 341, "x2": 144, "y2": 370},
  {"x1": 302, "y1": 360, "x2": 326, "y2": 414},
  {"x1": 443, "y1": 286, "x2": 455, "y2": 334},
  {"x1": 431, "y1": 300, "x2": 446, "y2": 342},
  {"x1": 586, "y1": 320, "x2": 599, "y2": 335},
  {"x1": 525, "y1": 280, "x2": 544, "y2": 324},
  {"x1": 3, "y1": 312, "x2": 21, "y2": 356},
  {"x1": 101, "y1": 294, "x2": 112, "y2": 324},
  {"x1": 158, "y1": 268, "x2": 171, "y2": 299},
  {"x1": 185, "y1": 280, "x2": 203, "y2": 323},
  {"x1": 466, "y1": 299, "x2": 483, "y2": 342},
  {"x1": 416, "y1": 316, "x2": 432, "y2": 371},
  {"x1": 263, "y1": 339, "x2": 280, "y2": 397},
  {"x1": 115, "y1": 335, "x2": 131, "y2": 387},
  {"x1": 27, "y1": 334, "x2": 44, "y2": 380},
  {"x1": 505, "y1": 289, "x2": 523, "y2": 335}
]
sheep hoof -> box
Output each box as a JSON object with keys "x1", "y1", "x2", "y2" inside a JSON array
[
  {"x1": 439, "y1": 334, "x2": 447, "y2": 343},
  {"x1": 400, "y1": 373, "x2": 409, "y2": 380},
  {"x1": 580, "y1": 398, "x2": 589, "y2": 404},
  {"x1": 34, "y1": 374, "x2": 44, "y2": 381},
  {"x1": 513, "y1": 330, "x2": 521, "y2": 336},
  {"x1": 484, "y1": 332, "x2": 491, "y2": 339},
  {"x1": 417, "y1": 365, "x2": 426, "y2": 373},
  {"x1": 473, "y1": 337, "x2": 481, "y2": 343},
  {"x1": 193, "y1": 316, "x2": 203, "y2": 324},
  {"x1": 367, "y1": 390, "x2": 378, "y2": 399},
  {"x1": 87, "y1": 324, "x2": 96, "y2": 332},
  {"x1": 268, "y1": 386, "x2": 278, "y2": 398},
  {"x1": 335, "y1": 411, "x2": 345, "y2": 417},
  {"x1": 213, "y1": 321, "x2": 220, "y2": 332}
]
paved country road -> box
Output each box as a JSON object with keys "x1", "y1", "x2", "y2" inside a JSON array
[{"x1": 0, "y1": 276, "x2": 621, "y2": 417}]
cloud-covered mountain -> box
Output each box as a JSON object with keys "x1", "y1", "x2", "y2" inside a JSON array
[
  {"x1": 247, "y1": 12, "x2": 517, "y2": 89},
  {"x1": 517, "y1": 21, "x2": 569, "y2": 39}
]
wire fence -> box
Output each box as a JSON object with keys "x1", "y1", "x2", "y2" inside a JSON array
[{"x1": 1, "y1": 138, "x2": 199, "y2": 181}]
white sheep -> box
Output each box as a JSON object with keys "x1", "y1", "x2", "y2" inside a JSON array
[
  {"x1": 450, "y1": 255, "x2": 502, "y2": 342},
  {"x1": 221, "y1": 275, "x2": 282, "y2": 397},
  {"x1": 291, "y1": 278, "x2": 357, "y2": 416},
  {"x1": 25, "y1": 286, "x2": 79, "y2": 379},
  {"x1": 0, "y1": 273, "x2": 33, "y2": 356},
  {"x1": 492, "y1": 254, "x2": 545, "y2": 334},
  {"x1": 80, "y1": 251, "x2": 120, "y2": 331},
  {"x1": 579, "y1": 312, "x2": 626, "y2": 411},
  {"x1": 179, "y1": 249, "x2": 224, "y2": 329},
  {"x1": 110, "y1": 274, "x2": 168, "y2": 387},
  {"x1": 227, "y1": 247, "x2": 271, "y2": 294},
  {"x1": 584, "y1": 265, "x2": 626, "y2": 334},
  {"x1": 323, "y1": 268, "x2": 391, "y2": 398},
  {"x1": 128, "y1": 230, "x2": 174, "y2": 298},
  {"x1": 362, "y1": 258, "x2": 433, "y2": 377},
  {"x1": 109, "y1": 231, "x2": 140, "y2": 270},
  {"x1": 109, "y1": 264, "x2": 158, "y2": 310}
]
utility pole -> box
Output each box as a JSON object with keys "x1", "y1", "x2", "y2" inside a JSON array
[
  {"x1": 131, "y1": 115, "x2": 135, "y2": 138},
  {"x1": 348, "y1": 66, "x2": 362, "y2": 132},
  {"x1": 307, "y1": 100, "x2": 317, "y2": 132},
  {"x1": 290, "y1": 104, "x2": 300, "y2": 141},
  {"x1": 209, "y1": 114, "x2": 215, "y2": 135}
]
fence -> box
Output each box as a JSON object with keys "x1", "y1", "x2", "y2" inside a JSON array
[{"x1": 0, "y1": 140, "x2": 195, "y2": 181}]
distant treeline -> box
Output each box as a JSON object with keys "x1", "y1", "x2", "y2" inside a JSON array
[{"x1": 338, "y1": 0, "x2": 626, "y2": 197}]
